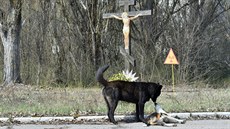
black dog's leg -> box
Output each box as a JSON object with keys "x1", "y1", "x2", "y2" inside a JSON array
[
  {"x1": 135, "y1": 104, "x2": 141, "y2": 122},
  {"x1": 105, "y1": 98, "x2": 118, "y2": 124},
  {"x1": 138, "y1": 102, "x2": 149, "y2": 125},
  {"x1": 104, "y1": 96, "x2": 113, "y2": 122},
  {"x1": 103, "y1": 88, "x2": 119, "y2": 124},
  {"x1": 108, "y1": 101, "x2": 118, "y2": 124}
]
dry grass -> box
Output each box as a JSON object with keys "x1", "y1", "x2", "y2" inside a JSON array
[
  {"x1": 0, "y1": 84, "x2": 230, "y2": 117},
  {"x1": 159, "y1": 87, "x2": 230, "y2": 113}
]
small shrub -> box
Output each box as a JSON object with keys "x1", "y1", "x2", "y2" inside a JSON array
[{"x1": 108, "y1": 72, "x2": 129, "y2": 81}]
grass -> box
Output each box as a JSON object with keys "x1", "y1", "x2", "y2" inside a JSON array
[{"x1": 0, "y1": 84, "x2": 230, "y2": 118}]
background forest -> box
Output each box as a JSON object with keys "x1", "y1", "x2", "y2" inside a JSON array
[{"x1": 0, "y1": 0, "x2": 229, "y2": 87}]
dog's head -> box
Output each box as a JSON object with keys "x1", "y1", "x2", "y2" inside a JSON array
[
  {"x1": 148, "y1": 83, "x2": 162, "y2": 102},
  {"x1": 145, "y1": 112, "x2": 158, "y2": 125}
]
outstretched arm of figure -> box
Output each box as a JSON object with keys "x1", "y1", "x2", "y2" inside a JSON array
[
  {"x1": 112, "y1": 15, "x2": 123, "y2": 20},
  {"x1": 130, "y1": 14, "x2": 141, "y2": 20}
]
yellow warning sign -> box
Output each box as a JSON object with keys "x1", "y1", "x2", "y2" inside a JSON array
[{"x1": 164, "y1": 48, "x2": 179, "y2": 65}]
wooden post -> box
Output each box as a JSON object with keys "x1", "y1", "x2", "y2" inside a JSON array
[{"x1": 103, "y1": 0, "x2": 152, "y2": 70}]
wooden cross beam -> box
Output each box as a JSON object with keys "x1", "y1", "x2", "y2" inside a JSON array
[
  {"x1": 103, "y1": 10, "x2": 151, "y2": 19},
  {"x1": 103, "y1": 0, "x2": 151, "y2": 19}
]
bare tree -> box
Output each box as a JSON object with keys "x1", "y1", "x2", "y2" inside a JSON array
[
  {"x1": 0, "y1": 0, "x2": 22, "y2": 86},
  {"x1": 0, "y1": 0, "x2": 228, "y2": 87},
  {"x1": 164, "y1": 0, "x2": 230, "y2": 82}
]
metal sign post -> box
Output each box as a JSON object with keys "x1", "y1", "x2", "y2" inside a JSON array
[{"x1": 164, "y1": 48, "x2": 179, "y2": 92}]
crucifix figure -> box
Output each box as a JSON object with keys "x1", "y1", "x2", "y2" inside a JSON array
[
  {"x1": 103, "y1": 0, "x2": 152, "y2": 70},
  {"x1": 112, "y1": 12, "x2": 141, "y2": 49}
]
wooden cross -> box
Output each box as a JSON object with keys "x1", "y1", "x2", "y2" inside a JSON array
[
  {"x1": 103, "y1": 0, "x2": 152, "y2": 70},
  {"x1": 119, "y1": 0, "x2": 135, "y2": 12}
]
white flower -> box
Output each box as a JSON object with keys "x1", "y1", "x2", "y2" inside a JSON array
[{"x1": 122, "y1": 70, "x2": 139, "y2": 82}]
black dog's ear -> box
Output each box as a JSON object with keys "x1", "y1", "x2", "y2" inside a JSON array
[{"x1": 157, "y1": 83, "x2": 163, "y2": 88}]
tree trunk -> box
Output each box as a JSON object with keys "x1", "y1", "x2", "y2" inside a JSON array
[{"x1": 0, "y1": 0, "x2": 22, "y2": 86}]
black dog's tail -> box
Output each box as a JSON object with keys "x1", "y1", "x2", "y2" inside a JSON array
[{"x1": 96, "y1": 65, "x2": 109, "y2": 86}]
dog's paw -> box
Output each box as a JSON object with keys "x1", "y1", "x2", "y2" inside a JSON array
[
  {"x1": 143, "y1": 124, "x2": 148, "y2": 127},
  {"x1": 173, "y1": 124, "x2": 177, "y2": 127},
  {"x1": 113, "y1": 121, "x2": 118, "y2": 125},
  {"x1": 143, "y1": 123, "x2": 150, "y2": 127},
  {"x1": 181, "y1": 119, "x2": 186, "y2": 124}
]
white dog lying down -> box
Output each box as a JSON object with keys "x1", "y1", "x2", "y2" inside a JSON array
[{"x1": 145, "y1": 103, "x2": 186, "y2": 127}]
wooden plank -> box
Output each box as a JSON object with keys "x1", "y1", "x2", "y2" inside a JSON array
[
  {"x1": 103, "y1": 10, "x2": 151, "y2": 19},
  {"x1": 127, "y1": 10, "x2": 152, "y2": 16},
  {"x1": 118, "y1": 0, "x2": 135, "y2": 6},
  {"x1": 103, "y1": 12, "x2": 122, "y2": 19}
]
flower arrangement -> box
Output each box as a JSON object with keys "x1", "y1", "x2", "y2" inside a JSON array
[{"x1": 109, "y1": 70, "x2": 139, "y2": 82}]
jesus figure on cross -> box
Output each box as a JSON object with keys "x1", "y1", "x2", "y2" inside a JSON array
[{"x1": 112, "y1": 12, "x2": 141, "y2": 50}]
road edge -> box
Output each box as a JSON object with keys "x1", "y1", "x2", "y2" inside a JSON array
[{"x1": 0, "y1": 112, "x2": 230, "y2": 124}]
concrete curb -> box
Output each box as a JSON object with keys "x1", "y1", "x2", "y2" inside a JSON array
[{"x1": 0, "y1": 112, "x2": 230, "y2": 124}]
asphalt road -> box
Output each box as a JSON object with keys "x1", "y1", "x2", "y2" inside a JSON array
[{"x1": 1, "y1": 120, "x2": 230, "y2": 129}]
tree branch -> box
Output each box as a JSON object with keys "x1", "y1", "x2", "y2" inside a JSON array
[
  {"x1": 0, "y1": 23, "x2": 7, "y2": 45},
  {"x1": 173, "y1": 3, "x2": 189, "y2": 14}
]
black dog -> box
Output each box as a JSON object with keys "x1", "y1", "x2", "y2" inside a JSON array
[{"x1": 96, "y1": 65, "x2": 162, "y2": 124}]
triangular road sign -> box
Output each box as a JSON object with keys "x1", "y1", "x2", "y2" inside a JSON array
[{"x1": 164, "y1": 48, "x2": 179, "y2": 65}]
